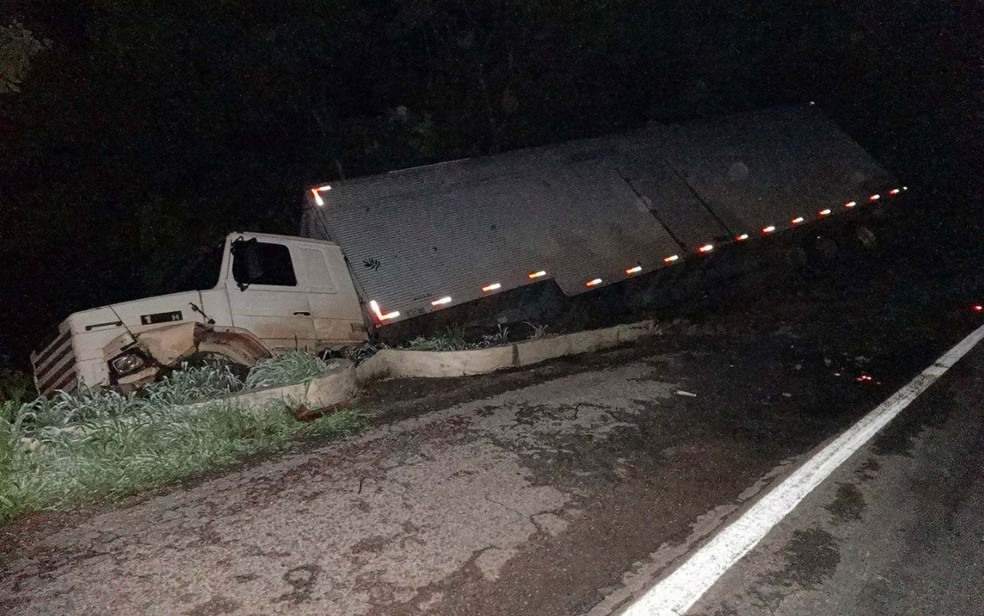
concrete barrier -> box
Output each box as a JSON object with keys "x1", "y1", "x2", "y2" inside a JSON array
[
  {"x1": 356, "y1": 345, "x2": 515, "y2": 381},
  {"x1": 186, "y1": 360, "x2": 357, "y2": 413},
  {"x1": 355, "y1": 319, "x2": 660, "y2": 382}
]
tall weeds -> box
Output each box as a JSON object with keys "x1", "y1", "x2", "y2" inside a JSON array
[{"x1": 0, "y1": 355, "x2": 356, "y2": 523}]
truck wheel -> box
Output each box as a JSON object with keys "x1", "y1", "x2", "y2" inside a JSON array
[
  {"x1": 847, "y1": 224, "x2": 877, "y2": 251},
  {"x1": 173, "y1": 351, "x2": 250, "y2": 382}
]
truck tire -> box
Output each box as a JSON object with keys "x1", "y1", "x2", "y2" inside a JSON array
[
  {"x1": 178, "y1": 351, "x2": 251, "y2": 382},
  {"x1": 846, "y1": 223, "x2": 877, "y2": 252},
  {"x1": 193, "y1": 327, "x2": 271, "y2": 368}
]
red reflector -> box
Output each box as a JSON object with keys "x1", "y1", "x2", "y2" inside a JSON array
[
  {"x1": 762, "y1": 225, "x2": 776, "y2": 234},
  {"x1": 791, "y1": 216, "x2": 805, "y2": 225},
  {"x1": 698, "y1": 244, "x2": 714, "y2": 253},
  {"x1": 845, "y1": 201, "x2": 857, "y2": 208},
  {"x1": 431, "y1": 296, "x2": 452, "y2": 306},
  {"x1": 528, "y1": 270, "x2": 547, "y2": 279},
  {"x1": 586, "y1": 278, "x2": 603, "y2": 287},
  {"x1": 735, "y1": 233, "x2": 749, "y2": 241},
  {"x1": 481, "y1": 283, "x2": 502, "y2": 292},
  {"x1": 888, "y1": 188, "x2": 900, "y2": 195},
  {"x1": 663, "y1": 254, "x2": 679, "y2": 263},
  {"x1": 869, "y1": 194, "x2": 881, "y2": 201},
  {"x1": 974, "y1": 305, "x2": 983, "y2": 313},
  {"x1": 625, "y1": 265, "x2": 642, "y2": 275},
  {"x1": 819, "y1": 209, "x2": 832, "y2": 216}
]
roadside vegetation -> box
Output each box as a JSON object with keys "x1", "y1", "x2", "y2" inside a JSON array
[
  {"x1": 338, "y1": 323, "x2": 545, "y2": 362},
  {"x1": 1, "y1": 328, "x2": 555, "y2": 523},
  {"x1": 404, "y1": 324, "x2": 511, "y2": 352},
  {"x1": 401, "y1": 323, "x2": 546, "y2": 353},
  {"x1": 0, "y1": 352, "x2": 361, "y2": 523}
]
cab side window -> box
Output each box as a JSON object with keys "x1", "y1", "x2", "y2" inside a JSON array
[{"x1": 232, "y1": 241, "x2": 297, "y2": 287}]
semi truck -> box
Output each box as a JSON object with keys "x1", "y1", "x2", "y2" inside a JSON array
[{"x1": 31, "y1": 105, "x2": 901, "y2": 395}]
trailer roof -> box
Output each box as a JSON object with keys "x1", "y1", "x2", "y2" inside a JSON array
[{"x1": 303, "y1": 105, "x2": 897, "y2": 323}]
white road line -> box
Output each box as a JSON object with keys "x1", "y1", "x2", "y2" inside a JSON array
[{"x1": 621, "y1": 322, "x2": 984, "y2": 616}]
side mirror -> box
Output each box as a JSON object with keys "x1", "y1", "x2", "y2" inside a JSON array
[{"x1": 231, "y1": 238, "x2": 265, "y2": 290}]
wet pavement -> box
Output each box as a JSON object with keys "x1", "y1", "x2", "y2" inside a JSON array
[
  {"x1": 1, "y1": 205, "x2": 983, "y2": 616},
  {"x1": 687, "y1": 341, "x2": 984, "y2": 616}
]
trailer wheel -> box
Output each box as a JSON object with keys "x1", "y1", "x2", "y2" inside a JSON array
[{"x1": 847, "y1": 224, "x2": 877, "y2": 251}]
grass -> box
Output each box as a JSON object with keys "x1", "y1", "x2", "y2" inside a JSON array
[
  {"x1": 403, "y1": 324, "x2": 513, "y2": 352},
  {"x1": 341, "y1": 323, "x2": 540, "y2": 363},
  {"x1": 245, "y1": 350, "x2": 338, "y2": 389},
  {"x1": 404, "y1": 325, "x2": 472, "y2": 351},
  {"x1": 0, "y1": 354, "x2": 360, "y2": 524}
]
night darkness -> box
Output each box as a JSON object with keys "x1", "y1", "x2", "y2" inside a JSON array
[{"x1": 1, "y1": 0, "x2": 981, "y2": 372}]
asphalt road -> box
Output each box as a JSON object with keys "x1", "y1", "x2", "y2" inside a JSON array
[
  {"x1": 686, "y1": 339, "x2": 984, "y2": 616},
  {"x1": 1, "y1": 206, "x2": 982, "y2": 616}
]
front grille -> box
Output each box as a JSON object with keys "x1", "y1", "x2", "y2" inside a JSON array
[{"x1": 31, "y1": 329, "x2": 78, "y2": 396}]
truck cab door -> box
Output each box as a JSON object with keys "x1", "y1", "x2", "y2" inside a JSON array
[
  {"x1": 297, "y1": 243, "x2": 368, "y2": 346},
  {"x1": 226, "y1": 237, "x2": 316, "y2": 351}
]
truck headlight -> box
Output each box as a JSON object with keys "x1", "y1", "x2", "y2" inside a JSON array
[{"x1": 111, "y1": 352, "x2": 145, "y2": 376}]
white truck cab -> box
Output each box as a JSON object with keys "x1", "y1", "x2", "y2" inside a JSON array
[{"x1": 31, "y1": 233, "x2": 366, "y2": 395}]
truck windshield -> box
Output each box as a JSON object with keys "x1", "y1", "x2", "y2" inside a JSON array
[{"x1": 165, "y1": 240, "x2": 227, "y2": 294}]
